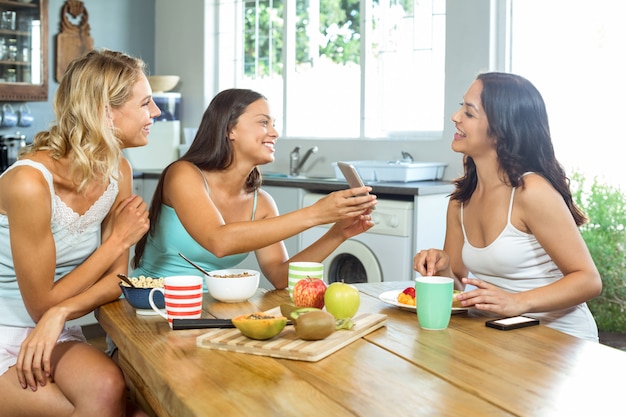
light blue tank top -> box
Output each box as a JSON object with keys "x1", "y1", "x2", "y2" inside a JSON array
[{"x1": 131, "y1": 173, "x2": 257, "y2": 281}]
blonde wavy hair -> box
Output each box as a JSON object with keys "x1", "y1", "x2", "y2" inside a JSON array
[{"x1": 22, "y1": 49, "x2": 146, "y2": 192}]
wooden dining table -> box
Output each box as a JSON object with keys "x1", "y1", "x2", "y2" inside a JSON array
[{"x1": 96, "y1": 281, "x2": 624, "y2": 417}]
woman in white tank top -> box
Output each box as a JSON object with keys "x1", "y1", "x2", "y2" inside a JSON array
[
  {"x1": 0, "y1": 50, "x2": 157, "y2": 416},
  {"x1": 414, "y1": 73, "x2": 601, "y2": 342}
]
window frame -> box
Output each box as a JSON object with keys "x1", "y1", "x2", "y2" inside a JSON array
[{"x1": 218, "y1": 0, "x2": 447, "y2": 141}]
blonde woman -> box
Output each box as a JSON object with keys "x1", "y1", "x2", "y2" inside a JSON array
[{"x1": 0, "y1": 49, "x2": 158, "y2": 416}]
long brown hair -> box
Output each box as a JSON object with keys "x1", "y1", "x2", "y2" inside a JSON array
[
  {"x1": 451, "y1": 72, "x2": 586, "y2": 226},
  {"x1": 133, "y1": 89, "x2": 265, "y2": 267}
]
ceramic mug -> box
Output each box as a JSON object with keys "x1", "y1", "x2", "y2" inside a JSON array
[
  {"x1": 1, "y1": 104, "x2": 17, "y2": 128},
  {"x1": 415, "y1": 276, "x2": 454, "y2": 330},
  {"x1": 17, "y1": 104, "x2": 33, "y2": 127},
  {"x1": 149, "y1": 275, "x2": 203, "y2": 325},
  {"x1": 288, "y1": 262, "x2": 324, "y2": 301}
]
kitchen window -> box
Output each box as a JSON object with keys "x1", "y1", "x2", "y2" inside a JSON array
[
  {"x1": 224, "y1": 0, "x2": 446, "y2": 140},
  {"x1": 503, "y1": 0, "x2": 624, "y2": 189}
]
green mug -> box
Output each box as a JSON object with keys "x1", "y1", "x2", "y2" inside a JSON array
[{"x1": 415, "y1": 276, "x2": 454, "y2": 330}]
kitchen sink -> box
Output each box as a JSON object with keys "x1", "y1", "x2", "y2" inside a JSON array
[{"x1": 333, "y1": 161, "x2": 447, "y2": 182}]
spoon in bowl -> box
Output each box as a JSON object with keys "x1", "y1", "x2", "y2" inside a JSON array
[
  {"x1": 178, "y1": 252, "x2": 212, "y2": 276},
  {"x1": 117, "y1": 273, "x2": 137, "y2": 288}
]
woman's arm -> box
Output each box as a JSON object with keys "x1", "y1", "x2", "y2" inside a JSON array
[
  {"x1": 167, "y1": 161, "x2": 377, "y2": 258},
  {"x1": 458, "y1": 175, "x2": 602, "y2": 316},
  {"x1": 7, "y1": 160, "x2": 148, "y2": 322},
  {"x1": 510, "y1": 174, "x2": 602, "y2": 312},
  {"x1": 413, "y1": 199, "x2": 468, "y2": 290},
  {"x1": 253, "y1": 196, "x2": 375, "y2": 289}
]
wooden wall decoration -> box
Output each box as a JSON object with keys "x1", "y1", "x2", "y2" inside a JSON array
[{"x1": 55, "y1": 0, "x2": 94, "y2": 82}]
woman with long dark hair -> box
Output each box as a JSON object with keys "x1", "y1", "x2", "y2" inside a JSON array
[
  {"x1": 414, "y1": 73, "x2": 601, "y2": 341},
  {"x1": 132, "y1": 88, "x2": 376, "y2": 289}
]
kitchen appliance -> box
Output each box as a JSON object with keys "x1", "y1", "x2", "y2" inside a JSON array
[
  {"x1": 0, "y1": 133, "x2": 26, "y2": 172},
  {"x1": 300, "y1": 192, "x2": 414, "y2": 284},
  {"x1": 124, "y1": 92, "x2": 181, "y2": 171}
]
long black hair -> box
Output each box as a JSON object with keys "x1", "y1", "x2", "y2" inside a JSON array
[
  {"x1": 133, "y1": 89, "x2": 266, "y2": 268},
  {"x1": 451, "y1": 72, "x2": 586, "y2": 226}
]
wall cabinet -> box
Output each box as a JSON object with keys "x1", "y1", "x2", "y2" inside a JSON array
[{"x1": 0, "y1": 0, "x2": 48, "y2": 101}]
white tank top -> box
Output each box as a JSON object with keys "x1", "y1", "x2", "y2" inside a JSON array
[
  {"x1": 461, "y1": 187, "x2": 598, "y2": 342},
  {"x1": 0, "y1": 160, "x2": 118, "y2": 327}
]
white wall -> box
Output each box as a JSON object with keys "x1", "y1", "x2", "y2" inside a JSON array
[
  {"x1": 154, "y1": 0, "x2": 207, "y2": 133},
  {"x1": 154, "y1": 0, "x2": 492, "y2": 181}
]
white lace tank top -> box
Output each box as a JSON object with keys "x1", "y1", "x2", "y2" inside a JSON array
[
  {"x1": 461, "y1": 187, "x2": 598, "y2": 342},
  {"x1": 0, "y1": 160, "x2": 118, "y2": 327}
]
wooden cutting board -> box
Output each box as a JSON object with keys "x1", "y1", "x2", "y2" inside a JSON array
[
  {"x1": 56, "y1": 1, "x2": 94, "y2": 82},
  {"x1": 197, "y1": 310, "x2": 387, "y2": 362}
]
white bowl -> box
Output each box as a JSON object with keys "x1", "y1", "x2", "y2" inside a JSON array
[
  {"x1": 148, "y1": 75, "x2": 180, "y2": 93},
  {"x1": 205, "y1": 269, "x2": 260, "y2": 303}
]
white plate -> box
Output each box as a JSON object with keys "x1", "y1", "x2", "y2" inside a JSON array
[{"x1": 378, "y1": 290, "x2": 468, "y2": 313}]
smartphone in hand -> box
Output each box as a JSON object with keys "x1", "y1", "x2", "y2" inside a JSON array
[
  {"x1": 337, "y1": 162, "x2": 375, "y2": 210},
  {"x1": 337, "y1": 162, "x2": 368, "y2": 196}
]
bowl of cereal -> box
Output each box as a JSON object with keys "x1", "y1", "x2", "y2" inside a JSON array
[
  {"x1": 205, "y1": 269, "x2": 260, "y2": 303},
  {"x1": 119, "y1": 276, "x2": 165, "y2": 310}
]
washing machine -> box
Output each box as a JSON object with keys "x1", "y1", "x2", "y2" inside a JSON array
[{"x1": 299, "y1": 192, "x2": 415, "y2": 284}]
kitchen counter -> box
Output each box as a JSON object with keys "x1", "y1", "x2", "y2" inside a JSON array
[
  {"x1": 134, "y1": 170, "x2": 455, "y2": 198},
  {"x1": 261, "y1": 175, "x2": 455, "y2": 197}
]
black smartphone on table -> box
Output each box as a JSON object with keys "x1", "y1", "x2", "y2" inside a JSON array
[{"x1": 485, "y1": 316, "x2": 540, "y2": 331}]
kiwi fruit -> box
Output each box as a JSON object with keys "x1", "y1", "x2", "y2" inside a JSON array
[{"x1": 294, "y1": 310, "x2": 336, "y2": 341}]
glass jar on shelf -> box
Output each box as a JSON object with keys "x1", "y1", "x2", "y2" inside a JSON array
[
  {"x1": 0, "y1": 38, "x2": 6, "y2": 61},
  {"x1": 7, "y1": 38, "x2": 17, "y2": 62},
  {"x1": 20, "y1": 67, "x2": 31, "y2": 83},
  {"x1": 4, "y1": 68, "x2": 17, "y2": 83}
]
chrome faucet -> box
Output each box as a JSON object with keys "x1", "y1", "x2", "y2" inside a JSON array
[
  {"x1": 289, "y1": 146, "x2": 318, "y2": 176},
  {"x1": 401, "y1": 150, "x2": 414, "y2": 162}
]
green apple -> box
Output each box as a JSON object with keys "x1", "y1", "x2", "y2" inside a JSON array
[{"x1": 324, "y1": 282, "x2": 360, "y2": 322}]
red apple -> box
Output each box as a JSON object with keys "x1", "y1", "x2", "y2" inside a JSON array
[{"x1": 293, "y1": 277, "x2": 327, "y2": 309}]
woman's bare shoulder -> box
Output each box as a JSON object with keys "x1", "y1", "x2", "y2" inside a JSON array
[
  {"x1": 518, "y1": 173, "x2": 557, "y2": 197},
  {"x1": 163, "y1": 161, "x2": 204, "y2": 185},
  {"x1": 0, "y1": 163, "x2": 51, "y2": 213},
  {"x1": 256, "y1": 187, "x2": 280, "y2": 217},
  {"x1": 516, "y1": 173, "x2": 566, "y2": 214},
  {"x1": 2, "y1": 163, "x2": 50, "y2": 192}
]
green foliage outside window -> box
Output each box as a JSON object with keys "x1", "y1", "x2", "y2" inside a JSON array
[
  {"x1": 244, "y1": 0, "x2": 415, "y2": 77},
  {"x1": 244, "y1": 2, "x2": 284, "y2": 77},
  {"x1": 571, "y1": 172, "x2": 626, "y2": 332},
  {"x1": 317, "y1": 0, "x2": 361, "y2": 65}
]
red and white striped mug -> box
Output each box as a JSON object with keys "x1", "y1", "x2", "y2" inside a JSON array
[{"x1": 149, "y1": 275, "x2": 203, "y2": 325}]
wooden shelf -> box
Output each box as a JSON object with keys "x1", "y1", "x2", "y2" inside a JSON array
[
  {"x1": 0, "y1": 0, "x2": 46, "y2": 101},
  {"x1": 0, "y1": 1, "x2": 38, "y2": 9}
]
